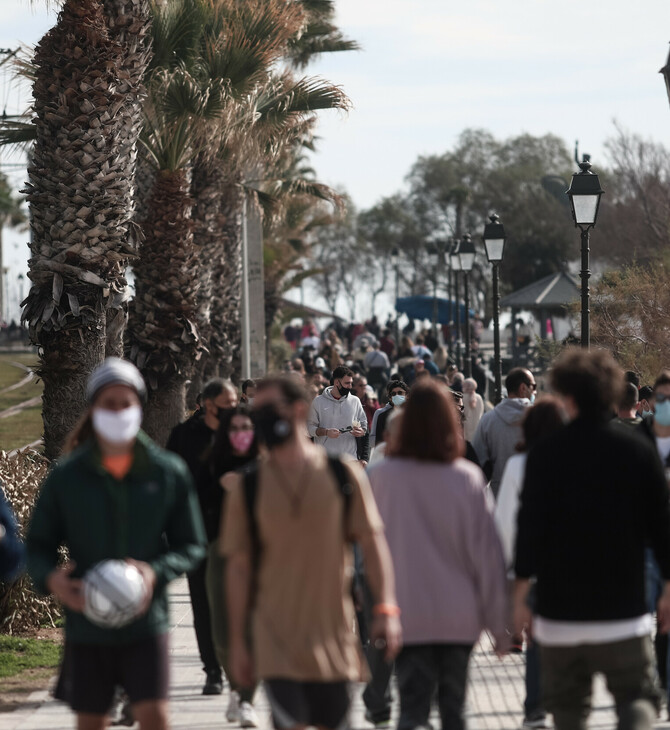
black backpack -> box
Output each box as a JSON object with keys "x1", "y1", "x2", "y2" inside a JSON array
[{"x1": 242, "y1": 455, "x2": 355, "y2": 566}]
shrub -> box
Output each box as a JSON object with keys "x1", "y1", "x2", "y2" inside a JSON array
[{"x1": 0, "y1": 450, "x2": 60, "y2": 634}]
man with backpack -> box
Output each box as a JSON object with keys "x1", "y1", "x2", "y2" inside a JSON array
[{"x1": 222, "y1": 376, "x2": 401, "y2": 730}]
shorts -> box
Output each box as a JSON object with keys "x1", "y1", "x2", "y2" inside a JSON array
[
  {"x1": 54, "y1": 633, "x2": 169, "y2": 715},
  {"x1": 265, "y1": 679, "x2": 350, "y2": 730}
]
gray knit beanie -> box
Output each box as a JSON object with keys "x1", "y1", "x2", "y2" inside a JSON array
[{"x1": 86, "y1": 357, "x2": 147, "y2": 403}]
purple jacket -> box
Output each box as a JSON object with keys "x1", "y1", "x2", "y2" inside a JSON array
[{"x1": 368, "y1": 457, "x2": 508, "y2": 647}]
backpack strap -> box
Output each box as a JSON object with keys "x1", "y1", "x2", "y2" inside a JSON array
[
  {"x1": 327, "y1": 455, "x2": 354, "y2": 540},
  {"x1": 242, "y1": 463, "x2": 261, "y2": 567}
]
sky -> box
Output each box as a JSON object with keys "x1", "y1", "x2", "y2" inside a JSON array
[{"x1": 1, "y1": 0, "x2": 670, "y2": 321}]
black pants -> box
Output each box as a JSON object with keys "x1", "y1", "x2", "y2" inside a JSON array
[
  {"x1": 187, "y1": 555, "x2": 221, "y2": 677},
  {"x1": 396, "y1": 643, "x2": 473, "y2": 730},
  {"x1": 360, "y1": 576, "x2": 393, "y2": 722}
]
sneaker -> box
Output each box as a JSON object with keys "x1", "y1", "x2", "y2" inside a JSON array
[
  {"x1": 510, "y1": 634, "x2": 524, "y2": 654},
  {"x1": 109, "y1": 690, "x2": 134, "y2": 726},
  {"x1": 226, "y1": 691, "x2": 241, "y2": 723},
  {"x1": 203, "y1": 670, "x2": 223, "y2": 696},
  {"x1": 240, "y1": 701, "x2": 259, "y2": 728},
  {"x1": 522, "y1": 712, "x2": 549, "y2": 728}
]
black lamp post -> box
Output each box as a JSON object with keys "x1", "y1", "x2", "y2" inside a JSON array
[
  {"x1": 391, "y1": 247, "x2": 400, "y2": 347},
  {"x1": 483, "y1": 214, "x2": 507, "y2": 405},
  {"x1": 458, "y1": 233, "x2": 476, "y2": 378},
  {"x1": 428, "y1": 243, "x2": 442, "y2": 340},
  {"x1": 450, "y1": 239, "x2": 462, "y2": 370},
  {"x1": 566, "y1": 157, "x2": 604, "y2": 349}
]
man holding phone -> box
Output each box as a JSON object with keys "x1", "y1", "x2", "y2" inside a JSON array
[{"x1": 308, "y1": 366, "x2": 369, "y2": 465}]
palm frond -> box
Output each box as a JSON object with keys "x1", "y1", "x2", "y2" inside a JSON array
[
  {"x1": 257, "y1": 75, "x2": 350, "y2": 117},
  {"x1": 149, "y1": 0, "x2": 208, "y2": 72},
  {"x1": 204, "y1": 0, "x2": 303, "y2": 94},
  {"x1": 0, "y1": 118, "x2": 36, "y2": 152},
  {"x1": 288, "y1": 22, "x2": 360, "y2": 69}
]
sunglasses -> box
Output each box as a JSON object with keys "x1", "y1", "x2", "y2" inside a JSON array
[{"x1": 526, "y1": 382, "x2": 537, "y2": 391}]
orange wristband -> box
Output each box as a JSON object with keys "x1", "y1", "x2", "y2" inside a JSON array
[{"x1": 373, "y1": 603, "x2": 401, "y2": 617}]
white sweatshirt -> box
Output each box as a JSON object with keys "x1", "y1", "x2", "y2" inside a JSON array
[
  {"x1": 494, "y1": 452, "x2": 527, "y2": 571},
  {"x1": 307, "y1": 387, "x2": 367, "y2": 460}
]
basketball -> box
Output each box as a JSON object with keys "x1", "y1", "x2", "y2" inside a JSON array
[{"x1": 83, "y1": 560, "x2": 147, "y2": 629}]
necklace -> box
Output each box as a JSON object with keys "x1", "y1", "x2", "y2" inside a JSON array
[{"x1": 270, "y1": 457, "x2": 311, "y2": 518}]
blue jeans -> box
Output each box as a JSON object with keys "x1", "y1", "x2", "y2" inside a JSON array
[
  {"x1": 525, "y1": 584, "x2": 544, "y2": 718},
  {"x1": 645, "y1": 550, "x2": 669, "y2": 695}
]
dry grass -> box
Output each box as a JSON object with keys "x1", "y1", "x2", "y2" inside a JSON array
[{"x1": 0, "y1": 449, "x2": 59, "y2": 634}]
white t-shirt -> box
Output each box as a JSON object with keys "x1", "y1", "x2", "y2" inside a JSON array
[
  {"x1": 534, "y1": 615, "x2": 653, "y2": 647},
  {"x1": 656, "y1": 435, "x2": 670, "y2": 463}
]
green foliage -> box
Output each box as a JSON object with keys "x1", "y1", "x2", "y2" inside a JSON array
[{"x1": 0, "y1": 635, "x2": 61, "y2": 678}]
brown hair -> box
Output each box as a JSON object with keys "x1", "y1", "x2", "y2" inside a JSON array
[
  {"x1": 393, "y1": 379, "x2": 464, "y2": 463},
  {"x1": 653, "y1": 370, "x2": 670, "y2": 392},
  {"x1": 63, "y1": 409, "x2": 95, "y2": 454},
  {"x1": 550, "y1": 347, "x2": 623, "y2": 420},
  {"x1": 257, "y1": 375, "x2": 310, "y2": 405},
  {"x1": 517, "y1": 396, "x2": 565, "y2": 452}
]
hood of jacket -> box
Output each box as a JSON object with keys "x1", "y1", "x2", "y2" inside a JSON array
[
  {"x1": 323, "y1": 385, "x2": 349, "y2": 402},
  {"x1": 494, "y1": 397, "x2": 530, "y2": 426}
]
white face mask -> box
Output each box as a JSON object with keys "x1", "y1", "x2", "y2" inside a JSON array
[{"x1": 92, "y1": 405, "x2": 142, "y2": 444}]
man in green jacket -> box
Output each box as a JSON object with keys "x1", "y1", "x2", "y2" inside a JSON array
[{"x1": 27, "y1": 358, "x2": 206, "y2": 730}]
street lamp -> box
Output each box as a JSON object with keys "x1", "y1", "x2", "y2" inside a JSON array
[
  {"x1": 391, "y1": 247, "x2": 400, "y2": 347},
  {"x1": 429, "y1": 242, "x2": 444, "y2": 340},
  {"x1": 566, "y1": 156, "x2": 604, "y2": 349},
  {"x1": 483, "y1": 214, "x2": 507, "y2": 405},
  {"x1": 458, "y1": 233, "x2": 476, "y2": 378},
  {"x1": 450, "y1": 239, "x2": 462, "y2": 370}
]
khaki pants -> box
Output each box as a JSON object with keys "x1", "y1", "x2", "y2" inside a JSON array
[
  {"x1": 205, "y1": 541, "x2": 256, "y2": 702},
  {"x1": 540, "y1": 635, "x2": 660, "y2": 730}
]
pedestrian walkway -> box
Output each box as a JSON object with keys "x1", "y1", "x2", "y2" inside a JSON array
[{"x1": 4, "y1": 578, "x2": 670, "y2": 730}]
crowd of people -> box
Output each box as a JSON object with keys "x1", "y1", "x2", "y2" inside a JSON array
[{"x1": 1, "y1": 324, "x2": 670, "y2": 730}]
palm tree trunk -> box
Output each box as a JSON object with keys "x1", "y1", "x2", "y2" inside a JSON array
[
  {"x1": 189, "y1": 157, "x2": 226, "y2": 398},
  {"x1": 126, "y1": 168, "x2": 201, "y2": 446},
  {"x1": 102, "y1": 0, "x2": 151, "y2": 356},
  {"x1": 24, "y1": 0, "x2": 142, "y2": 458},
  {"x1": 213, "y1": 179, "x2": 244, "y2": 380}
]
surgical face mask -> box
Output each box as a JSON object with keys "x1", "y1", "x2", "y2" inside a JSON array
[
  {"x1": 246, "y1": 397, "x2": 254, "y2": 407},
  {"x1": 92, "y1": 405, "x2": 142, "y2": 445},
  {"x1": 642, "y1": 409, "x2": 653, "y2": 419},
  {"x1": 529, "y1": 394, "x2": 536, "y2": 405},
  {"x1": 229, "y1": 429, "x2": 254, "y2": 454},
  {"x1": 391, "y1": 394, "x2": 406, "y2": 407},
  {"x1": 655, "y1": 401, "x2": 670, "y2": 427}
]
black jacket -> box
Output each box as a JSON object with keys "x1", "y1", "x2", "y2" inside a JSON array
[
  {"x1": 515, "y1": 416, "x2": 670, "y2": 621},
  {"x1": 166, "y1": 413, "x2": 218, "y2": 540}
]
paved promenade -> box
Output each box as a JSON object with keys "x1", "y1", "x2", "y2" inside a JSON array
[{"x1": 4, "y1": 578, "x2": 670, "y2": 730}]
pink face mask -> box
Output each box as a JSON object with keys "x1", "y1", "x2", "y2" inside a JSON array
[{"x1": 229, "y1": 429, "x2": 254, "y2": 454}]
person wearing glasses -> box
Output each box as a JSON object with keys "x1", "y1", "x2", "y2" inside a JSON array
[{"x1": 472, "y1": 368, "x2": 536, "y2": 499}]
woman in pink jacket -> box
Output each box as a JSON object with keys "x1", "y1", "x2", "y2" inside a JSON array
[{"x1": 368, "y1": 379, "x2": 508, "y2": 730}]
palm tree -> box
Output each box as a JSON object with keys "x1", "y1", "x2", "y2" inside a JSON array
[
  {"x1": 126, "y1": 64, "x2": 226, "y2": 443},
  {"x1": 21, "y1": 0, "x2": 150, "y2": 459}
]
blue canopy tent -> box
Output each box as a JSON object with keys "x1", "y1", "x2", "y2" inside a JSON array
[{"x1": 395, "y1": 295, "x2": 474, "y2": 325}]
